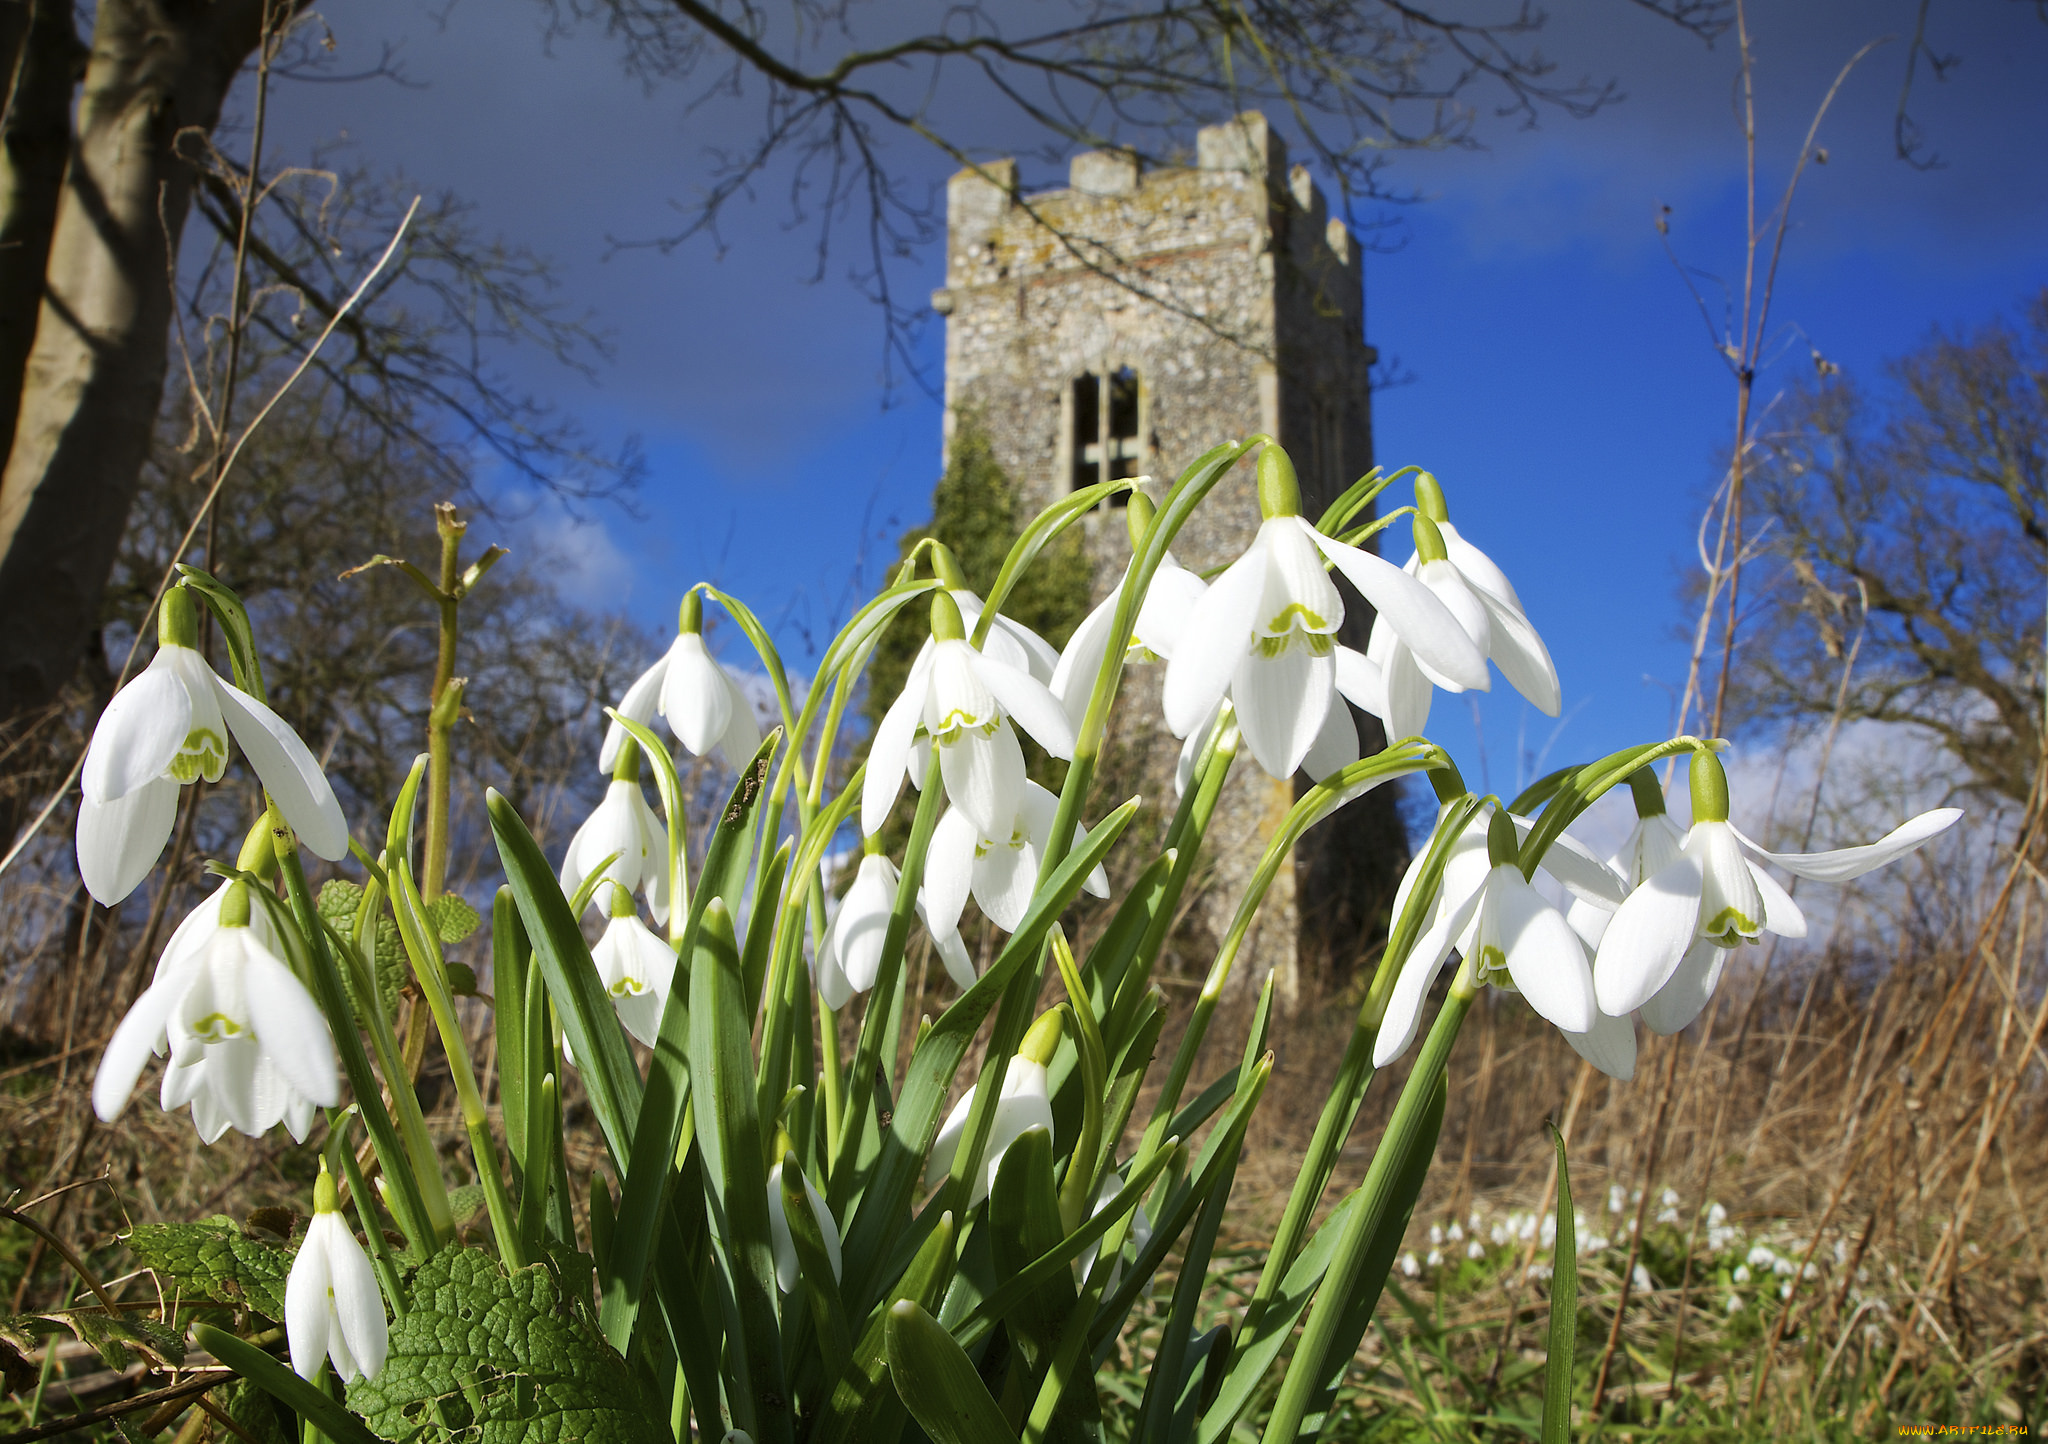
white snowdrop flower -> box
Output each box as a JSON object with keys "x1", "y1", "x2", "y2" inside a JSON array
[
  {"x1": 1050, "y1": 493, "x2": 1208, "y2": 731},
  {"x1": 1490, "y1": 1224, "x2": 1508, "y2": 1247},
  {"x1": 922, "y1": 781, "x2": 1109, "y2": 943},
  {"x1": 1466, "y1": 1241, "x2": 1485, "y2": 1261},
  {"x1": 766, "y1": 1156, "x2": 842, "y2": 1294},
  {"x1": 1076, "y1": 1172, "x2": 1154, "y2": 1295},
  {"x1": 1633, "y1": 1264, "x2": 1655, "y2": 1292},
  {"x1": 1573, "y1": 1212, "x2": 1589, "y2": 1236},
  {"x1": 1583, "y1": 1235, "x2": 1609, "y2": 1255},
  {"x1": 1428, "y1": 1224, "x2": 1444, "y2": 1247},
  {"x1": 1540, "y1": 1216, "x2": 1557, "y2": 1248},
  {"x1": 588, "y1": 899, "x2": 678, "y2": 1048},
  {"x1": 863, "y1": 593, "x2": 1075, "y2": 840},
  {"x1": 1773, "y1": 1257, "x2": 1797, "y2": 1278},
  {"x1": 1708, "y1": 1203, "x2": 1728, "y2": 1229},
  {"x1": 1366, "y1": 476, "x2": 1559, "y2": 744},
  {"x1": 1426, "y1": 1249, "x2": 1443, "y2": 1269},
  {"x1": 1661, "y1": 1188, "x2": 1680, "y2": 1207},
  {"x1": 1657, "y1": 1206, "x2": 1680, "y2": 1225},
  {"x1": 813, "y1": 852, "x2": 898, "y2": 1011},
  {"x1": 1832, "y1": 1239, "x2": 1849, "y2": 1265},
  {"x1": 1162, "y1": 446, "x2": 1487, "y2": 782},
  {"x1": 1780, "y1": 1282, "x2": 1794, "y2": 1300},
  {"x1": 94, "y1": 881, "x2": 338, "y2": 1143},
  {"x1": 1725, "y1": 1295, "x2": 1743, "y2": 1315},
  {"x1": 559, "y1": 747, "x2": 669, "y2": 925},
  {"x1": 286, "y1": 1165, "x2": 387, "y2": 1383},
  {"x1": 1399, "y1": 1252, "x2": 1420, "y2": 1278},
  {"x1": 77, "y1": 586, "x2": 348, "y2": 906},
  {"x1": 601, "y1": 592, "x2": 763, "y2": 772},
  {"x1": 1446, "y1": 1222, "x2": 1464, "y2": 1243},
  {"x1": 1747, "y1": 1245, "x2": 1778, "y2": 1269},
  {"x1": 923, "y1": 1013, "x2": 1060, "y2": 1207},
  {"x1": 1733, "y1": 1265, "x2": 1752, "y2": 1284},
  {"x1": 1468, "y1": 1211, "x2": 1483, "y2": 1231},
  {"x1": 1596, "y1": 751, "x2": 1959, "y2": 1024},
  {"x1": 1530, "y1": 1263, "x2": 1553, "y2": 1282}
]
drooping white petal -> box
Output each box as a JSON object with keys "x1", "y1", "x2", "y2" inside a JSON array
[
  {"x1": 837, "y1": 854, "x2": 899, "y2": 996},
  {"x1": 1415, "y1": 560, "x2": 1491, "y2": 663},
  {"x1": 1373, "y1": 884, "x2": 1483, "y2": 1068},
  {"x1": 1230, "y1": 644, "x2": 1333, "y2": 780},
  {"x1": 285, "y1": 1224, "x2": 335, "y2": 1380},
  {"x1": 240, "y1": 941, "x2": 340, "y2": 1108},
  {"x1": 1378, "y1": 637, "x2": 1435, "y2": 744},
  {"x1": 813, "y1": 908, "x2": 853, "y2": 1012},
  {"x1": 861, "y1": 650, "x2": 932, "y2": 836},
  {"x1": 1512, "y1": 816, "x2": 1630, "y2": 909},
  {"x1": 1256, "y1": 518, "x2": 1343, "y2": 643},
  {"x1": 1692, "y1": 823, "x2": 1764, "y2": 943},
  {"x1": 162, "y1": 646, "x2": 230, "y2": 783},
  {"x1": 1133, "y1": 560, "x2": 1207, "y2": 660},
  {"x1": 1309, "y1": 524, "x2": 1490, "y2": 691},
  {"x1": 1437, "y1": 521, "x2": 1524, "y2": 611},
  {"x1": 1471, "y1": 587, "x2": 1561, "y2": 716},
  {"x1": 326, "y1": 1217, "x2": 389, "y2": 1381},
  {"x1": 661, "y1": 634, "x2": 735, "y2": 757},
  {"x1": 205, "y1": 1035, "x2": 265, "y2": 1138},
  {"x1": 76, "y1": 775, "x2": 180, "y2": 907},
  {"x1": 971, "y1": 827, "x2": 1037, "y2": 933},
  {"x1": 1333, "y1": 647, "x2": 1388, "y2": 721},
  {"x1": 1638, "y1": 939, "x2": 1729, "y2": 1036},
  {"x1": 968, "y1": 651, "x2": 1076, "y2": 760},
  {"x1": 1748, "y1": 861, "x2": 1807, "y2": 940},
  {"x1": 1565, "y1": 896, "x2": 1613, "y2": 952},
  {"x1": 599, "y1": 651, "x2": 670, "y2": 773},
  {"x1": 1174, "y1": 702, "x2": 1224, "y2": 798},
  {"x1": 919, "y1": 902, "x2": 979, "y2": 991},
  {"x1": 1300, "y1": 691, "x2": 1359, "y2": 782},
  {"x1": 1161, "y1": 547, "x2": 1265, "y2": 736},
  {"x1": 1729, "y1": 808, "x2": 1962, "y2": 883},
  {"x1": 1561, "y1": 1008, "x2": 1637, "y2": 1081},
  {"x1": 1594, "y1": 851, "x2": 1705, "y2": 1016},
  {"x1": 93, "y1": 976, "x2": 188, "y2": 1122},
  {"x1": 1616, "y1": 812, "x2": 1688, "y2": 888},
  {"x1": 1491, "y1": 870, "x2": 1597, "y2": 1034},
  {"x1": 938, "y1": 719, "x2": 1025, "y2": 841},
  {"x1": 1050, "y1": 594, "x2": 1117, "y2": 732},
  {"x1": 81, "y1": 663, "x2": 191, "y2": 803},
  {"x1": 213, "y1": 679, "x2": 349, "y2": 862},
  {"x1": 923, "y1": 813, "x2": 978, "y2": 942}
]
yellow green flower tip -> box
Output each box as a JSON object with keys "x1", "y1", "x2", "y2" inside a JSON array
[
  {"x1": 612, "y1": 733, "x2": 643, "y2": 784},
  {"x1": 930, "y1": 590, "x2": 967, "y2": 642},
  {"x1": 1256, "y1": 443, "x2": 1302, "y2": 519},
  {"x1": 774, "y1": 1129, "x2": 797, "y2": 1167},
  {"x1": 1124, "y1": 488, "x2": 1156, "y2": 548},
  {"x1": 220, "y1": 879, "x2": 253, "y2": 929},
  {"x1": 678, "y1": 590, "x2": 703, "y2": 636},
  {"x1": 1413, "y1": 512, "x2": 1450, "y2": 565},
  {"x1": 1485, "y1": 804, "x2": 1519, "y2": 869},
  {"x1": 160, "y1": 585, "x2": 200, "y2": 649},
  {"x1": 235, "y1": 816, "x2": 278, "y2": 878},
  {"x1": 929, "y1": 542, "x2": 967, "y2": 591},
  {"x1": 1690, "y1": 750, "x2": 1731, "y2": 824},
  {"x1": 1627, "y1": 767, "x2": 1667, "y2": 818},
  {"x1": 608, "y1": 877, "x2": 638, "y2": 918},
  {"x1": 1415, "y1": 471, "x2": 1449, "y2": 523},
  {"x1": 1019, "y1": 1009, "x2": 1064, "y2": 1066},
  {"x1": 313, "y1": 1160, "x2": 340, "y2": 1216}
]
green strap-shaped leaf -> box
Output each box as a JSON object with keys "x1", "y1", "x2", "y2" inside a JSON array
[
  {"x1": 782, "y1": 1155, "x2": 854, "y2": 1382},
  {"x1": 486, "y1": 788, "x2": 643, "y2": 1168},
  {"x1": 689, "y1": 895, "x2": 790, "y2": 1444},
  {"x1": 1543, "y1": 1121, "x2": 1579, "y2": 1444},
  {"x1": 194, "y1": 1323, "x2": 381, "y2": 1444},
  {"x1": 492, "y1": 889, "x2": 531, "y2": 1175},
  {"x1": 988, "y1": 1126, "x2": 1073, "y2": 1360},
  {"x1": 813, "y1": 1211, "x2": 956, "y2": 1444},
  {"x1": 886, "y1": 1301, "x2": 1022, "y2": 1444}
]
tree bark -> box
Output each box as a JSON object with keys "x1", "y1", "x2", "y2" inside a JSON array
[
  {"x1": 0, "y1": 0, "x2": 267, "y2": 726},
  {"x1": 0, "y1": 0, "x2": 85, "y2": 465}
]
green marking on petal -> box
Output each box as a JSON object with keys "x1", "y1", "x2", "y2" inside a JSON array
[
  {"x1": 1475, "y1": 943, "x2": 1510, "y2": 987},
  {"x1": 168, "y1": 727, "x2": 228, "y2": 783},
  {"x1": 1701, "y1": 906, "x2": 1759, "y2": 941},
  {"x1": 191, "y1": 1013, "x2": 247, "y2": 1043}
]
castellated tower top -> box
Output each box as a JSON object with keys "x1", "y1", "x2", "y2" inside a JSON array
[{"x1": 931, "y1": 111, "x2": 1401, "y2": 1008}]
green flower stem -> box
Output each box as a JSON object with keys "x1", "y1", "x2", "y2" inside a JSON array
[
  {"x1": 423, "y1": 508, "x2": 464, "y2": 901},
  {"x1": 270, "y1": 815, "x2": 439, "y2": 1258},
  {"x1": 1228, "y1": 793, "x2": 1482, "y2": 1364},
  {"x1": 1258, "y1": 963, "x2": 1478, "y2": 1444},
  {"x1": 330, "y1": 1110, "x2": 407, "y2": 1313},
  {"x1": 388, "y1": 850, "x2": 524, "y2": 1268},
  {"x1": 828, "y1": 746, "x2": 944, "y2": 1210}
]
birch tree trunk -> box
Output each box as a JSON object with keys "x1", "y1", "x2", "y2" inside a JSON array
[{"x1": 0, "y1": 0, "x2": 269, "y2": 728}]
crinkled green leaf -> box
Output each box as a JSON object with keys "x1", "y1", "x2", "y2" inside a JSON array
[
  {"x1": 427, "y1": 894, "x2": 482, "y2": 944},
  {"x1": 346, "y1": 1246, "x2": 658, "y2": 1444},
  {"x1": 223, "y1": 1377, "x2": 296, "y2": 1444},
  {"x1": 124, "y1": 1219, "x2": 296, "y2": 1320},
  {"x1": 319, "y1": 878, "x2": 366, "y2": 926}
]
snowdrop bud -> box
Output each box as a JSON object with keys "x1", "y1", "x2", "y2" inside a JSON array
[
  {"x1": 1412, "y1": 512, "x2": 1450, "y2": 565},
  {"x1": 679, "y1": 589, "x2": 703, "y2": 635},
  {"x1": 1414, "y1": 471, "x2": 1448, "y2": 523},
  {"x1": 1733, "y1": 1265, "x2": 1751, "y2": 1284},
  {"x1": 1018, "y1": 1009, "x2": 1064, "y2": 1066},
  {"x1": 1255, "y1": 443, "x2": 1301, "y2": 518},
  {"x1": 1125, "y1": 488, "x2": 1155, "y2": 546},
  {"x1": 930, "y1": 591, "x2": 967, "y2": 642},
  {"x1": 1690, "y1": 749, "x2": 1731, "y2": 824},
  {"x1": 286, "y1": 1162, "x2": 388, "y2": 1383}
]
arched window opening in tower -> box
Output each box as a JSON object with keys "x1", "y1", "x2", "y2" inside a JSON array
[{"x1": 1071, "y1": 366, "x2": 1142, "y2": 504}]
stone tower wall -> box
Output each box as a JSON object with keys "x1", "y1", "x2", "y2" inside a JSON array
[{"x1": 932, "y1": 112, "x2": 1408, "y2": 1005}]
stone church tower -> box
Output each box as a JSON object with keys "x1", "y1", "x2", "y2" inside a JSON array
[{"x1": 931, "y1": 111, "x2": 1406, "y2": 1004}]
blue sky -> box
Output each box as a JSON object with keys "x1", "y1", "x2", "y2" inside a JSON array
[{"x1": 259, "y1": 1, "x2": 2048, "y2": 798}]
